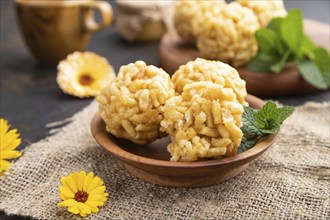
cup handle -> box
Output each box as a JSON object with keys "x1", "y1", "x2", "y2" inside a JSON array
[{"x1": 82, "y1": 1, "x2": 113, "y2": 32}]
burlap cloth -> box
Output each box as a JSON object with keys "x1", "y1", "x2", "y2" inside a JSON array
[{"x1": 1, "y1": 101, "x2": 329, "y2": 220}]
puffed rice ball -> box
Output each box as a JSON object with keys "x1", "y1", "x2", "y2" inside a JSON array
[
  {"x1": 172, "y1": 58, "x2": 247, "y2": 105},
  {"x1": 97, "y1": 61, "x2": 175, "y2": 144},
  {"x1": 161, "y1": 82, "x2": 245, "y2": 162},
  {"x1": 173, "y1": 0, "x2": 225, "y2": 42},
  {"x1": 196, "y1": 2, "x2": 260, "y2": 67},
  {"x1": 237, "y1": 0, "x2": 287, "y2": 27}
]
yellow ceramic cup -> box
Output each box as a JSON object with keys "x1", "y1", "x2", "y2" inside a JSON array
[{"x1": 15, "y1": 0, "x2": 113, "y2": 65}]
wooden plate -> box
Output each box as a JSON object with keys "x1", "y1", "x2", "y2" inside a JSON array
[
  {"x1": 159, "y1": 19, "x2": 330, "y2": 97},
  {"x1": 91, "y1": 95, "x2": 278, "y2": 188}
]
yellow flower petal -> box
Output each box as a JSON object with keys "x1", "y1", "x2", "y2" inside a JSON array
[
  {"x1": 0, "y1": 159, "x2": 11, "y2": 172},
  {"x1": 1, "y1": 129, "x2": 21, "y2": 151},
  {"x1": 90, "y1": 206, "x2": 99, "y2": 213},
  {"x1": 82, "y1": 172, "x2": 94, "y2": 192},
  {"x1": 60, "y1": 192, "x2": 70, "y2": 201},
  {"x1": 59, "y1": 186, "x2": 74, "y2": 198},
  {"x1": 58, "y1": 199, "x2": 77, "y2": 207},
  {"x1": 0, "y1": 119, "x2": 21, "y2": 175},
  {"x1": 0, "y1": 119, "x2": 9, "y2": 137},
  {"x1": 77, "y1": 171, "x2": 86, "y2": 191},
  {"x1": 78, "y1": 202, "x2": 92, "y2": 216},
  {"x1": 80, "y1": 213, "x2": 87, "y2": 218},
  {"x1": 97, "y1": 179, "x2": 105, "y2": 188},
  {"x1": 85, "y1": 199, "x2": 100, "y2": 208},
  {"x1": 68, "y1": 204, "x2": 80, "y2": 214},
  {"x1": 60, "y1": 177, "x2": 74, "y2": 194},
  {"x1": 66, "y1": 174, "x2": 78, "y2": 193},
  {"x1": 1, "y1": 138, "x2": 21, "y2": 152},
  {"x1": 87, "y1": 176, "x2": 102, "y2": 193},
  {"x1": 71, "y1": 171, "x2": 80, "y2": 188},
  {"x1": 0, "y1": 150, "x2": 21, "y2": 160},
  {"x1": 98, "y1": 201, "x2": 105, "y2": 207},
  {"x1": 88, "y1": 194, "x2": 103, "y2": 201},
  {"x1": 88, "y1": 200, "x2": 104, "y2": 207},
  {"x1": 89, "y1": 186, "x2": 106, "y2": 196}
]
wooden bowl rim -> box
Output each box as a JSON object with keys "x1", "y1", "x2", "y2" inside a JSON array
[{"x1": 91, "y1": 94, "x2": 278, "y2": 169}]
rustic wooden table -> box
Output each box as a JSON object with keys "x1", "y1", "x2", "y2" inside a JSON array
[{"x1": 1, "y1": 0, "x2": 329, "y2": 219}]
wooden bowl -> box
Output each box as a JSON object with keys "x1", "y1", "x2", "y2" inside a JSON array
[
  {"x1": 159, "y1": 19, "x2": 330, "y2": 97},
  {"x1": 91, "y1": 95, "x2": 278, "y2": 188}
]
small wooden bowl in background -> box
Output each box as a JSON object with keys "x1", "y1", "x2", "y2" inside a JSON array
[
  {"x1": 159, "y1": 19, "x2": 330, "y2": 97},
  {"x1": 91, "y1": 95, "x2": 278, "y2": 188}
]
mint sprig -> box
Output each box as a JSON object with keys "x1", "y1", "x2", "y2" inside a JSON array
[
  {"x1": 238, "y1": 101, "x2": 295, "y2": 153},
  {"x1": 247, "y1": 10, "x2": 330, "y2": 89}
]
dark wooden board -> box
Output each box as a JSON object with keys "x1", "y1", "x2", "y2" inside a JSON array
[{"x1": 159, "y1": 19, "x2": 330, "y2": 97}]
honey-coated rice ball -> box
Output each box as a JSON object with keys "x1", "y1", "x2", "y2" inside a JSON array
[
  {"x1": 161, "y1": 82, "x2": 245, "y2": 162},
  {"x1": 196, "y1": 2, "x2": 260, "y2": 67},
  {"x1": 172, "y1": 58, "x2": 247, "y2": 105},
  {"x1": 237, "y1": 0, "x2": 287, "y2": 27},
  {"x1": 173, "y1": 0, "x2": 225, "y2": 42},
  {"x1": 97, "y1": 61, "x2": 175, "y2": 144}
]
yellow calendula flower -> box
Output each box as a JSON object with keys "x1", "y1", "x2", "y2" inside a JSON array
[
  {"x1": 57, "y1": 51, "x2": 115, "y2": 98},
  {"x1": 0, "y1": 118, "x2": 22, "y2": 175},
  {"x1": 58, "y1": 171, "x2": 108, "y2": 217}
]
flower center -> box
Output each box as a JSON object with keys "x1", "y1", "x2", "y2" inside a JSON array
[
  {"x1": 74, "y1": 191, "x2": 88, "y2": 203},
  {"x1": 79, "y1": 74, "x2": 94, "y2": 86}
]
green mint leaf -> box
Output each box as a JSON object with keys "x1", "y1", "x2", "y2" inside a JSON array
[
  {"x1": 280, "y1": 10, "x2": 303, "y2": 54},
  {"x1": 255, "y1": 102, "x2": 280, "y2": 133},
  {"x1": 297, "y1": 59, "x2": 328, "y2": 89},
  {"x1": 241, "y1": 106, "x2": 262, "y2": 140},
  {"x1": 247, "y1": 56, "x2": 271, "y2": 72},
  {"x1": 255, "y1": 28, "x2": 281, "y2": 52},
  {"x1": 313, "y1": 47, "x2": 330, "y2": 87},
  {"x1": 270, "y1": 51, "x2": 290, "y2": 73},
  {"x1": 278, "y1": 106, "x2": 296, "y2": 124},
  {"x1": 267, "y1": 17, "x2": 288, "y2": 55},
  {"x1": 268, "y1": 17, "x2": 284, "y2": 34},
  {"x1": 247, "y1": 52, "x2": 281, "y2": 73},
  {"x1": 256, "y1": 102, "x2": 295, "y2": 134},
  {"x1": 238, "y1": 102, "x2": 295, "y2": 153},
  {"x1": 237, "y1": 136, "x2": 258, "y2": 154},
  {"x1": 300, "y1": 35, "x2": 316, "y2": 56}
]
